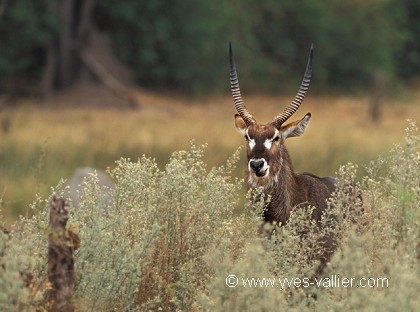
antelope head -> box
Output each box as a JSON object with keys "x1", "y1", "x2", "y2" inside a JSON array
[{"x1": 230, "y1": 43, "x2": 313, "y2": 185}]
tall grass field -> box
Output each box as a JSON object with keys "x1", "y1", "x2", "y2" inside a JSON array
[
  {"x1": 1, "y1": 89, "x2": 419, "y2": 221},
  {"x1": 0, "y1": 89, "x2": 419, "y2": 310}
]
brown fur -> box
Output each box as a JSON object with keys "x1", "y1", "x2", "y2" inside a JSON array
[
  {"x1": 245, "y1": 139, "x2": 337, "y2": 220},
  {"x1": 231, "y1": 44, "x2": 337, "y2": 273},
  {"x1": 237, "y1": 115, "x2": 338, "y2": 273}
]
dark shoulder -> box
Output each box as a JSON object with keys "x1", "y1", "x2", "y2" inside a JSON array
[{"x1": 299, "y1": 173, "x2": 339, "y2": 192}]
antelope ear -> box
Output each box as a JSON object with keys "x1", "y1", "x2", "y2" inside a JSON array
[
  {"x1": 234, "y1": 114, "x2": 247, "y2": 135},
  {"x1": 280, "y1": 113, "x2": 311, "y2": 141}
]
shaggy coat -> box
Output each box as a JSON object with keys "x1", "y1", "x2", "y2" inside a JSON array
[
  {"x1": 230, "y1": 43, "x2": 340, "y2": 273},
  {"x1": 246, "y1": 143, "x2": 338, "y2": 224},
  {"x1": 239, "y1": 118, "x2": 338, "y2": 220}
]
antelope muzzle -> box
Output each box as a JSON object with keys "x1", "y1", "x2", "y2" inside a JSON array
[{"x1": 249, "y1": 158, "x2": 269, "y2": 177}]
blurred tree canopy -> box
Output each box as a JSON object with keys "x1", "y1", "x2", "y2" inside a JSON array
[{"x1": 0, "y1": 0, "x2": 418, "y2": 96}]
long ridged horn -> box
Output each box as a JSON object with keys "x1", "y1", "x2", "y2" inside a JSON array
[
  {"x1": 271, "y1": 44, "x2": 313, "y2": 127},
  {"x1": 229, "y1": 43, "x2": 256, "y2": 126}
]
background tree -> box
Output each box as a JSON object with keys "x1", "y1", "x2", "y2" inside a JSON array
[
  {"x1": 0, "y1": 0, "x2": 54, "y2": 94},
  {"x1": 43, "y1": 0, "x2": 97, "y2": 93},
  {"x1": 396, "y1": 0, "x2": 420, "y2": 81},
  {"x1": 0, "y1": 0, "x2": 417, "y2": 97}
]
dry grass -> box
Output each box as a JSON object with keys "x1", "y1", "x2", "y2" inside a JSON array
[
  {"x1": 1, "y1": 85, "x2": 420, "y2": 223},
  {"x1": 0, "y1": 112, "x2": 418, "y2": 310}
]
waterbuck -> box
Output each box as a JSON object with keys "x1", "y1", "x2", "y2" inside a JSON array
[{"x1": 230, "y1": 44, "x2": 339, "y2": 269}]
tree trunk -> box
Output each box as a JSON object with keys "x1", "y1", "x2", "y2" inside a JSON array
[
  {"x1": 42, "y1": 0, "x2": 139, "y2": 107},
  {"x1": 0, "y1": 0, "x2": 8, "y2": 19},
  {"x1": 44, "y1": 0, "x2": 96, "y2": 92},
  {"x1": 48, "y1": 196, "x2": 80, "y2": 312},
  {"x1": 370, "y1": 71, "x2": 386, "y2": 123}
]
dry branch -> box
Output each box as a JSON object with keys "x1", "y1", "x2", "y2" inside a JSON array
[
  {"x1": 80, "y1": 50, "x2": 141, "y2": 108},
  {"x1": 0, "y1": 0, "x2": 7, "y2": 19},
  {"x1": 48, "y1": 196, "x2": 79, "y2": 312}
]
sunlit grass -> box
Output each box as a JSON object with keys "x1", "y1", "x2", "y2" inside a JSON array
[
  {"x1": 1, "y1": 87, "x2": 419, "y2": 223},
  {"x1": 1, "y1": 123, "x2": 418, "y2": 310}
]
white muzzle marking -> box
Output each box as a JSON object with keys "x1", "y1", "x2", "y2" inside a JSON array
[{"x1": 249, "y1": 158, "x2": 269, "y2": 178}]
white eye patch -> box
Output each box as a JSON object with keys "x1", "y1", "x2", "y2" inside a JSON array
[
  {"x1": 249, "y1": 139, "x2": 256, "y2": 150},
  {"x1": 246, "y1": 129, "x2": 256, "y2": 150},
  {"x1": 264, "y1": 139, "x2": 272, "y2": 150},
  {"x1": 264, "y1": 130, "x2": 279, "y2": 150}
]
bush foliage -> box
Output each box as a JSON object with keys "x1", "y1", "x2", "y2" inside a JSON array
[
  {"x1": 0, "y1": 0, "x2": 55, "y2": 94},
  {"x1": 1, "y1": 123, "x2": 419, "y2": 310},
  {"x1": 0, "y1": 0, "x2": 419, "y2": 94}
]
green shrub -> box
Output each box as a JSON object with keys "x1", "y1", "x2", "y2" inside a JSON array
[
  {"x1": 200, "y1": 122, "x2": 419, "y2": 310},
  {"x1": 0, "y1": 0, "x2": 55, "y2": 94},
  {"x1": 1, "y1": 142, "x2": 244, "y2": 311},
  {"x1": 0, "y1": 124, "x2": 419, "y2": 311}
]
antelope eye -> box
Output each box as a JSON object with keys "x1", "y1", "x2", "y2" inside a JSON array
[
  {"x1": 273, "y1": 136, "x2": 280, "y2": 142},
  {"x1": 244, "y1": 135, "x2": 250, "y2": 141}
]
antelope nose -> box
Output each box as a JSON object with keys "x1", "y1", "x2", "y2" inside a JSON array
[{"x1": 249, "y1": 159, "x2": 265, "y2": 172}]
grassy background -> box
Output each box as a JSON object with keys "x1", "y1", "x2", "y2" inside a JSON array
[
  {"x1": 1, "y1": 122, "x2": 418, "y2": 310},
  {"x1": 1, "y1": 86, "x2": 420, "y2": 222},
  {"x1": 0, "y1": 89, "x2": 419, "y2": 310}
]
